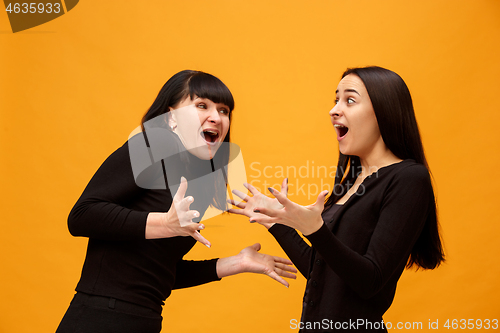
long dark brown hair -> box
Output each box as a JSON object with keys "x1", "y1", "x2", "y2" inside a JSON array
[{"x1": 325, "y1": 66, "x2": 445, "y2": 270}]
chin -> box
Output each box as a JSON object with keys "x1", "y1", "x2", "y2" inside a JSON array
[
  {"x1": 338, "y1": 145, "x2": 349, "y2": 156},
  {"x1": 188, "y1": 145, "x2": 220, "y2": 160}
]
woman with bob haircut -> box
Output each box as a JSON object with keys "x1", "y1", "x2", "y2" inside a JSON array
[
  {"x1": 230, "y1": 66, "x2": 445, "y2": 332},
  {"x1": 56, "y1": 70, "x2": 297, "y2": 333}
]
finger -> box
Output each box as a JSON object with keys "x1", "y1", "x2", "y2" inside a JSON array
[
  {"x1": 177, "y1": 213, "x2": 194, "y2": 227},
  {"x1": 280, "y1": 178, "x2": 289, "y2": 197},
  {"x1": 275, "y1": 262, "x2": 298, "y2": 273},
  {"x1": 271, "y1": 256, "x2": 294, "y2": 265},
  {"x1": 251, "y1": 206, "x2": 281, "y2": 218},
  {"x1": 187, "y1": 210, "x2": 200, "y2": 220},
  {"x1": 184, "y1": 221, "x2": 205, "y2": 233},
  {"x1": 266, "y1": 270, "x2": 289, "y2": 287},
  {"x1": 232, "y1": 189, "x2": 250, "y2": 202},
  {"x1": 267, "y1": 187, "x2": 291, "y2": 207},
  {"x1": 243, "y1": 182, "x2": 262, "y2": 196},
  {"x1": 249, "y1": 215, "x2": 278, "y2": 224},
  {"x1": 228, "y1": 208, "x2": 251, "y2": 216},
  {"x1": 173, "y1": 177, "x2": 188, "y2": 201},
  {"x1": 191, "y1": 229, "x2": 211, "y2": 248},
  {"x1": 176, "y1": 195, "x2": 194, "y2": 212},
  {"x1": 274, "y1": 266, "x2": 297, "y2": 279},
  {"x1": 227, "y1": 199, "x2": 246, "y2": 209}
]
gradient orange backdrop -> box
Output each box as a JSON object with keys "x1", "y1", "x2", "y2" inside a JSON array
[{"x1": 1, "y1": 1, "x2": 499, "y2": 332}]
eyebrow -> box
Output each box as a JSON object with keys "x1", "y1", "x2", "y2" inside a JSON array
[
  {"x1": 196, "y1": 97, "x2": 230, "y2": 110},
  {"x1": 335, "y1": 88, "x2": 361, "y2": 96}
]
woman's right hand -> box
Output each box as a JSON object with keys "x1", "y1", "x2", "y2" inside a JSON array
[
  {"x1": 216, "y1": 243, "x2": 297, "y2": 287},
  {"x1": 145, "y1": 177, "x2": 211, "y2": 248},
  {"x1": 228, "y1": 179, "x2": 288, "y2": 229}
]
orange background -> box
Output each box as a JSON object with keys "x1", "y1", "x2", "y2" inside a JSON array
[{"x1": 1, "y1": 1, "x2": 499, "y2": 332}]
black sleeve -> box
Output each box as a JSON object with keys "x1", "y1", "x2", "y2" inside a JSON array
[
  {"x1": 305, "y1": 165, "x2": 432, "y2": 299},
  {"x1": 67, "y1": 143, "x2": 150, "y2": 241},
  {"x1": 269, "y1": 224, "x2": 313, "y2": 278},
  {"x1": 173, "y1": 259, "x2": 221, "y2": 289}
]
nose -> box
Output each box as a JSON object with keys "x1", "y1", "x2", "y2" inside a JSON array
[
  {"x1": 206, "y1": 106, "x2": 221, "y2": 124},
  {"x1": 329, "y1": 104, "x2": 342, "y2": 118}
]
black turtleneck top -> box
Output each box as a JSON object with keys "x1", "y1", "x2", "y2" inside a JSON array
[{"x1": 68, "y1": 131, "x2": 222, "y2": 313}]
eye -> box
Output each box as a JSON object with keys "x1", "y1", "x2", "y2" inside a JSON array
[
  {"x1": 334, "y1": 98, "x2": 339, "y2": 105},
  {"x1": 197, "y1": 103, "x2": 207, "y2": 109},
  {"x1": 219, "y1": 108, "x2": 230, "y2": 115},
  {"x1": 347, "y1": 97, "x2": 355, "y2": 104}
]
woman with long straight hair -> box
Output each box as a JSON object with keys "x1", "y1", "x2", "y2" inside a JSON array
[
  {"x1": 56, "y1": 70, "x2": 297, "y2": 333},
  {"x1": 229, "y1": 66, "x2": 445, "y2": 332}
]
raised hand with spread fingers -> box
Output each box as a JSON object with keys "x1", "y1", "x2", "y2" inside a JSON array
[
  {"x1": 228, "y1": 179, "x2": 288, "y2": 229},
  {"x1": 229, "y1": 178, "x2": 328, "y2": 236},
  {"x1": 145, "y1": 177, "x2": 211, "y2": 248}
]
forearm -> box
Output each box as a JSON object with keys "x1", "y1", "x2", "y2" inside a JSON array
[
  {"x1": 269, "y1": 224, "x2": 312, "y2": 278},
  {"x1": 173, "y1": 259, "x2": 221, "y2": 289}
]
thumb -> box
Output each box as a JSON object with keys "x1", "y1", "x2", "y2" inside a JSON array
[
  {"x1": 314, "y1": 190, "x2": 329, "y2": 209},
  {"x1": 250, "y1": 243, "x2": 261, "y2": 252}
]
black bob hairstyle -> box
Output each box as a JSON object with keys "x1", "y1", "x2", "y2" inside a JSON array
[
  {"x1": 141, "y1": 70, "x2": 234, "y2": 128},
  {"x1": 325, "y1": 66, "x2": 445, "y2": 270},
  {"x1": 141, "y1": 70, "x2": 235, "y2": 211}
]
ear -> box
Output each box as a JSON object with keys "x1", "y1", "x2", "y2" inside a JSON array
[{"x1": 165, "y1": 109, "x2": 177, "y2": 130}]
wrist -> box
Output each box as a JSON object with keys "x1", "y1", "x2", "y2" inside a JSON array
[
  {"x1": 145, "y1": 212, "x2": 169, "y2": 239},
  {"x1": 216, "y1": 254, "x2": 244, "y2": 278},
  {"x1": 262, "y1": 222, "x2": 275, "y2": 230},
  {"x1": 301, "y1": 217, "x2": 324, "y2": 236}
]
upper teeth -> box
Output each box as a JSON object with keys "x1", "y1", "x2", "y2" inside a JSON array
[
  {"x1": 334, "y1": 124, "x2": 346, "y2": 128},
  {"x1": 205, "y1": 130, "x2": 217, "y2": 135}
]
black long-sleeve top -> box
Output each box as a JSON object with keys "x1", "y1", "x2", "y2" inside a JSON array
[
  {"x1": 269, "y1": 159, "x2": 434, "y2": 331},
  {"x1": 68, "y1": 132, "x2": 221, "y2": 313}
]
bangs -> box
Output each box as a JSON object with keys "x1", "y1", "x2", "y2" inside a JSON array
[{"x1": 187, "y1": 73, "x2": 235, "y2": 111}]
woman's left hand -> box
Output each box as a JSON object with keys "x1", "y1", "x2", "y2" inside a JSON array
[
  {"x1": 251, "y1": 185, "x2": 329, "y2": 236},
  {"x1": 217, "y1": 243, "x2": 297, "y2": 287}
]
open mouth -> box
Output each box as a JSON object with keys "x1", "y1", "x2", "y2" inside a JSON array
[
  {"x1": 334, "y1": 124, "x2": 349, "y2": 138},
  {"x1": 201, "y1": 129, "x2": 220, "y2": 144}
]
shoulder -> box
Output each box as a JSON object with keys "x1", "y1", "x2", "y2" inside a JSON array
[
  {"x1": 127, "y1": 128, "x2": 182, "y2": 169},
  {"x1": 383, "y1": 160, "x2": 432, "y2": 193},
  {"x1": 96, "y1": 141, "x2": 131, "y2": 168},
  {"x1": 393, "y1": 160, "x2": 430, "y2": 180}
]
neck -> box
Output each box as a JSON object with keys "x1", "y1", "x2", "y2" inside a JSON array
[{"x1": 358, "y1": 144, "x2": 402, "y2": 178}]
